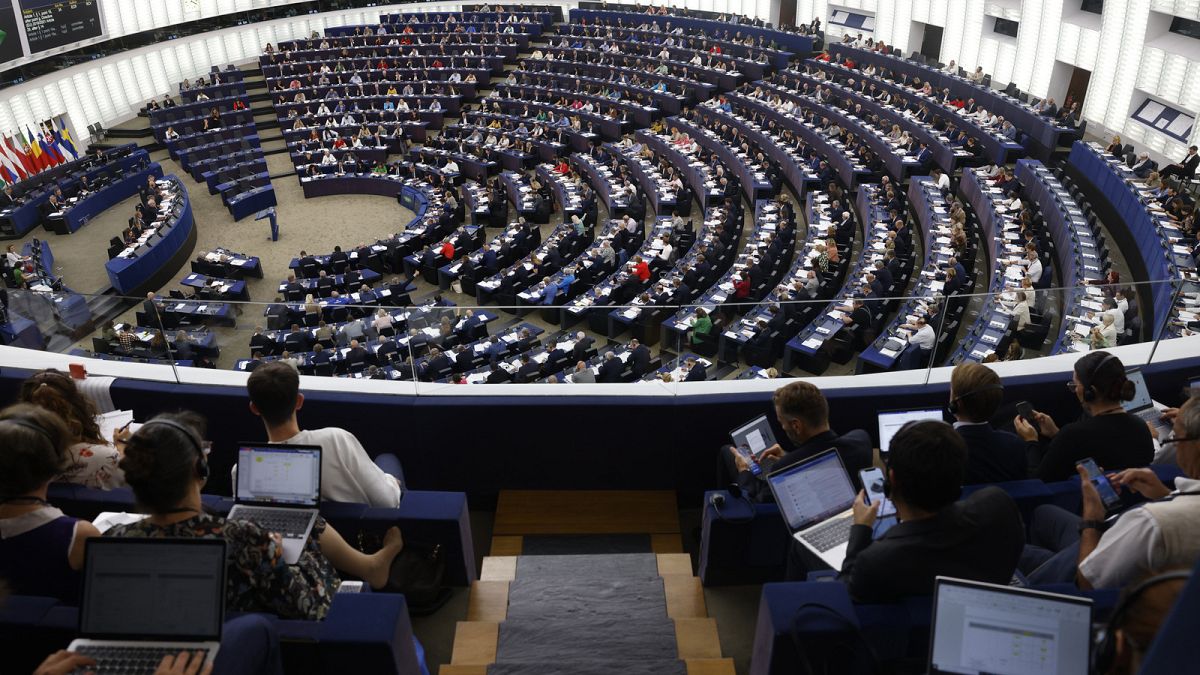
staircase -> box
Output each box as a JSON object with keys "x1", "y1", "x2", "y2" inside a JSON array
[{"x1": 442, "y1": 491, "x2": 734, "y2": 675}]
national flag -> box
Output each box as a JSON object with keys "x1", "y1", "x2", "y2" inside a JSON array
[
  {"x1": 39, "y1": 122, "x2": 64, "y2": 164},
  {"x1": 11, "y1": 132, "x2": 37, "y2": 176},
  {"x1": 37, "y1": 133, "x2": 60, "y2": 168},
  {"x1": 0, "y1": 137, "x2": 24, "y2": 182},
  {"x1": 25, "y1": 125, "x2": 47, "y2": 171},
  {"x1": 55, "y1": 116, "x2": 78, "y2": 159},
  {"x1": 0, "y1": 135, "x2": 27, "y2": 181}
]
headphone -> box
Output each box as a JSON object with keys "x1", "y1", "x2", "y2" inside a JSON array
[
  {"x1": 2, "y1": 416, "x2": 55, "y2": 447},
  {"x1": 947, "y1": 382, "x2": 1005, "y2": 416},
  {"x1": 1092, "y1": 569, "x2": 1192, "y2": 673},
  {"x1": 140, "y1": 418, "x2": 208, "y2": 479},
  {"x1": 1081, "y1": 353, "x2": 1120, "y2": 402}
]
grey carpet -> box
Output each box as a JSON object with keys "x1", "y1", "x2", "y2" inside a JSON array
[
  {"x1": 495, "y1": 553, "x2": 681, "y2": 666},
  {"x1": 487, "y1": 660, "x2": 687, "y2": 675}
]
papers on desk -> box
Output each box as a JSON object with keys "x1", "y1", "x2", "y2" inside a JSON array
[
  {"x1": 826, "y1": 309, "x2": 846, "y2": 320},
  {"x1": 93, "y1": 512, "x2": 148, "y2": 534},
  {"x1": 96, "y1": 410, "x2": 139, "y2": 444},
  {"x1": 802, "y1": 337, "x2": 823, "y2": 350}
]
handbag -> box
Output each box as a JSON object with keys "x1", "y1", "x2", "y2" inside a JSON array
[{"x1": 386, "y1": 541, "x2": 451, "y2": 616}]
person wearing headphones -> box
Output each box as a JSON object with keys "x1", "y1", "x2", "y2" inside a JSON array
[
  {"x1": 840, "y1": 420, "x2": 1024, "y2": 602},
  {"x1": 948, "y1": 363, "x2": 1027, "y2": 484},
  {"x1": 1020, "y1": 395, "x2": 1200, "y2": 588},
  {"x1": 0, "y1": 404, "x2": 101, "y2": 603},
  {"x1": 1094, "y1": 568, "x2": 1191, "y2": 675},
  {"x1": 1014, "y1": 351, "x2": 1154, "y2": 481},
  {"x1": 106, "y1": 412, "x2": 407, "y2": 619}
]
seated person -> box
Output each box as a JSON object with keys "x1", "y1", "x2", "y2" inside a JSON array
[
  {"x1": 724, "y1": 381, "x2": 871, "y2": 501},
  {"x1": 20, "y1": 369, "x2": 126, "y2": 489},
  {"x1": 1020, "y1": 395, "x2": 1200, "y2": 589},
  {"x1": 1015, "y1": 351, "x2": 1153, "y2": 481},
  {"x1": 948, "y1": 363, "x2": 1027, "y2": 484},
  {"x1": 0, "y1": 404, "x2": 100, "y2": 603},
  {"x1": 246, "y1": 363, "x2": 402, "y2": 507},
  {"x1": 108, "y1": 412, "x2": 407, "y2": 619},
  {"x1": 837, "y1": 421, "x2": 1024, "y2": 602}
]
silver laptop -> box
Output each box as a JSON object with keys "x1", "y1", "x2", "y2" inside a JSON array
[
  {"x1": 228, "y1": 443, "x2": 322, "y2": 564},
  {"x1": 929, "y1": 576, "x2": 1093, "y2": 675},
  {"x1": 877, "y1": 407, "x2": 944, "y2": 454},
  {"x1": 69, "y1": 538, "x2": 226, "y2": 672},
  {"x1": 1123, "y1": 369, "x2": 1173, "y2": 439},
  {"x1": 765, "y1": 449, "x2": 858, "y2": 569},
  {"x1": 730, "y1": 413, "x2": 778, "y2": 460}
]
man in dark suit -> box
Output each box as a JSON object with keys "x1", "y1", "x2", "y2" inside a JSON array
[
  {"x1": 540, "y1": 340, "x2": 567, "y2": 377},
  {"x1": 515, "y1": 353, "x2": 541, "y2": 383},
  {"x1": 284, "y1": 274, "x2": 304, "y2": 301},
  {"x1": 374, "y1": 335, "x2": 398, "y2": 365},
  {"x1": 571, "y1": 331, "x2": 595, "y2": 362},
  {"x1": 344, "y1": 339, "x2": 368, "y2": 371},
  {"x1": 284, "y1": 324, "x2": 311, "y2": 353},
  {"x1": 315, "y1": 270, "x2": 335, "y2": 297},
  {"x1": 422, "y1": 347, "x2": 452, "y2": 381},
  {"x1": 834, "y1": 421, "x2": 1024, "y2": 601},
  {"x1": 452, "y1": 344, "x2": 473, "y2": 373},
  {"x1": 329, "y1": 245, "x2": 349, "y2": 270},
  {"x1": 947, "y1": 363, "x2": 1027, "y2": 484},
  {"x1": 597, "y1": 351, "x2": 624, "y2": 383},
  {"x1": 249, "y1": 326, "x2": 273, "y2": 356},
  {"x1": 310, "y1": 344, "x2": 332, "y2": 367},
  {"x1": 480, "y1": 244, "x2": 499, "y2": 273},
  {"x1": 627, "y1": 339, "x2": 651, "y2": 378},
  {"x1": 298, "y1": 250, "x2": 318, "y2": 275},
  {"x1": 747, "y1": 258, "x2": 765, "y2": 290},
  {"x1": 682, "y1": 357, "x2": 706, "y2": 382},
  {"x1": 1159, "y1": 145, "x2": 1200, "y2": 181},
  {"x1": 725, "y1": 381, "x2": 873, "y2": 502},
  {"x1": 485, "y1": 362, "x2": 511, "y2": 383}
]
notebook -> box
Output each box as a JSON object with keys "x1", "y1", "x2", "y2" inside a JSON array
[
  {"x1": 68, "y1": 538, "x2": 226, "y2": 673},
  {"x1": 227, "y1": 443, "x2": 322, "y2": 565},
  {"x1": 928, "y1": 576, "x2": 1092, "y2": 675},
  {"x1": 765, "y1": 449, "x2": 858, "y2": 569}
]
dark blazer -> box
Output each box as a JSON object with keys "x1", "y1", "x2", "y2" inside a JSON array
[
  {"x1": 516, "y1": 360, "x2": 542, "y2": 383},
  {"x1": 485, "y1": 368, "x2": 511, "y2": 384},
  {"x1": 955, "y1": 422, "x2": 1028, "y2": 485},
  {"x1": 628, "y1": 345, "x2": 652, "y2": 377},
  {"x1": 683, "y1": 362, "x2": 707, "y2": 382},
  {"x1": 344, "y1": 347, "x2": 368, "y2": 369},
  {"x1": 598, "y1": 357, "x2": 624, "y2": 383},
  {"x1": 424, "y1": 354, "x2": 452, "y2": 380},
  {"x1": 454, "y1": 349, "x2": 474, "y2": 372},
  {"x1": 571, "y1": 336, "x2": 595, "y2": 361},
  {"x1": 540, "y1": 348, "x2": 567, "y2": 376},
  {"x1": 839, "y1": 487, "x2": 1025, "y2": 603}
]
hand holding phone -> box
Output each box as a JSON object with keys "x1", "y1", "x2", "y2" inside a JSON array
[
  {"x1": 858, "y1": 467, "x2": 897, "y2": 517},
  {"x1": 1077, "y1": 457, "x2": 1122, "y2": 512},
  {"x1": 1016, "y1": 401, "x2": 1040, "y2": 435}
]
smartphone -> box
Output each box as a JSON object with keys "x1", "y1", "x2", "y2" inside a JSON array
[
  {"x1": 735, "y1": 445, "x2": 762, "y2": 476},
  {"x1": 1016, "y1": 401, "x2": 1040, "y2": 435},
  {"x1": 1077, "y1": 458, "x2": 1123, "y2": 511},
  {"x1": 859, "y1": 467, "x2": 897, "y2": 517}
]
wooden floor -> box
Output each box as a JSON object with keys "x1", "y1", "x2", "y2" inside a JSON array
[{"x1": 443, "y1": 490, "x2": 734, "y2": 675}]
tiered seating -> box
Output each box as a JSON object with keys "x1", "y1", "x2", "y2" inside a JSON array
[
  {"x1": 861, "y1": 177, "x2": 965, "y2": 371},
  {"x1": 480, "y1": 96, "x2": 604, "y2": 149},
  {"x1": 691, "y1": 99, "x2": 820, "y2": 196},
  {"x1": 498, "y1": 169, "x2": 541, "y2": 221},
  {"x1": 1068, "y1": 141, "x2": 1200, "y2": 341},
  {"x1": 534, "y1": 162, "x2": 589, "y2": 223},
  {"x1": 403, "y1": 221, "x2": 486, "y2": 288},
  {"x1": 474, "y1": 218, "x2": 586, "y2": 307},
  {"x1": 449, "y1": 218, "x2": 540, "y2": 296},
  {"x1": 519, "y1": 218, "x2": 622, "y2": 316},
  {"x1": 784, "y1": 185, "x2": 889, "y2": 374},
  {"x1": 548, "y1": 29, "x2": 753, "y2": 89},
  {"x1": 669, "y1": 113, "x2": 774, "y2": 201},
  {"x1": 570, "y1": 149, "x2": 635, "y2": 217},
  {"x1": 631, "y1": 129, "x2": 728, "y2": 212},
  {"x1": 514, "y1": 58, "x2": 695, "y2": 114},
  {"x1": 494, "y1": 79, "x2": 651, "y2": 129},
  {"x1": 440, "y1": 115, "x2": 561, "y2": 171},
  {"x1": 162, "y1": 66, "x2": 276, "y2": 221}
]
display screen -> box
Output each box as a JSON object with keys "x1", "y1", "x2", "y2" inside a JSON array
[
  {"x1": 19, "y1": 0, "x2": 103, "y2": 54},
  {"x1": 0, "y1": 1, "x2": 25, "y2": 64}
]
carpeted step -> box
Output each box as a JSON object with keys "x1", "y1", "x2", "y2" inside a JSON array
[
  {"x1": 496, "y1": 615, "x2": 681, "y2": 663},
  {"x1": 504, "y1": 576, "x2": 667, "y2": 623},
  {"x1": 486, "y1": 660, "x2": 687, "y2": 675},
  {"x1": 513, "y1": 553, "x2": 658, "y2": 581}
]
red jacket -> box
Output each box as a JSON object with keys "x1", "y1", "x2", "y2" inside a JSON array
[{"x1": 634, "y1": 261, "x2": 650, "y2": 282}]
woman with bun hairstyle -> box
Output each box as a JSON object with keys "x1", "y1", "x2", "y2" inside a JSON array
[
  {"x1": 0, "y1": 404, "x2": 100, "y2": 602},
  {"x1": 19, "y1": 369, "x2": 125, "y2": 489},
  {"x1": 107, "y1": 411, "x2": 406, "y2": 620},
  {"x1": 1014, "y1": 351, "x2": 1154, "y2": 481}
]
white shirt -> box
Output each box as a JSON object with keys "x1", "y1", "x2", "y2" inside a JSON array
[
  {"x1": 1079, "y1": 477, "x2": 1200, "y2": 589},
  {"x1": 909, "y1": 324, "x2": 936, "y2": 350},
  {"x1": 1012, "y1": 300, "x2": 1031, "y2": 330},
  {"x1": 232, "y1": 428, "x2": 402, "y2": 507},
  {"x1": 1027, "y1": 258, "x2": 1043, "y2": 283},
  {"x1": 935, "y1": 173, "x2": 950, "y2": 190},
  {"x1": 1104, "y1": 307, "x2": 1125, "y2": 334}
]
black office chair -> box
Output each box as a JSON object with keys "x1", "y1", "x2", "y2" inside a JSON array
[{"x1": 314, "y1": 362, "x2": 334, "y2": 377}]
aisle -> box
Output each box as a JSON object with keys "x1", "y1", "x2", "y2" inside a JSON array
[{"x1": 442, "y1": 491, "x2": 734, "y2": 675}]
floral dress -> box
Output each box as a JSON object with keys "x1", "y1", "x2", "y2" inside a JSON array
[
  {"x1": 60, "y1": 442, "x2": 125, "y2": 490},
  {"x1": 108, "y1": 512, "x2": 338, "y2": 620}
]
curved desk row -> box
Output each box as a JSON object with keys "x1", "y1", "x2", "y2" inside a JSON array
[
  {"x1": 0, "y1": 145, "x2": 143, "y2": 236},
  {"x1": 669, "y1": 115, "x2": 774, "y2": 203},
  {"x1": 828, "y1": 44, "x2": 1076, "y2": 157},
  {"x1": 52, "y1": 161, "x2": 161, "y2": 235},
  {"x1": 105, "y1": 176, "x2": 193, "y2": 295},
  {"x1": 692, "y1": 103, "x2": 820, "y2": 198}
]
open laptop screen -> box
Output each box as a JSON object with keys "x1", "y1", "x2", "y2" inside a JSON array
[
  {"x1": 730, "y1": 414, "x2": 777, "y2": 459},
  {"x1": 1122, "y1": 369, "x2": 1154, "y2": 412},
  {"x1": 766, "y1": 450, "x2": 856, "y2": 531},
  {"x1": 236, "y1": 444, "x2": 322, "y2": 506},
  {"x1": 80, "y1": 539, "x2": 226, "y2": 641},
  {"x1": 929, "y1": 576, "x2": 1092, "y2": 675},
  {"x1": 878, "y1": 408, "x2": 944, "y2": 454}
]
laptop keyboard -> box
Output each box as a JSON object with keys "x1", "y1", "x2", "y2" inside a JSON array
[
  {"x1": 73, "y1": 646, "x2": 200, "y2": 674},
  {"x1": 801, "y1": 517, "x2": 853, "y2": 553},
  {"x1": 232, "y1": 507, "x2": 310, "y2": 537}
]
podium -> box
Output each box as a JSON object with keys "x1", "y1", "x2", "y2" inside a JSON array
[{"x1": 255, "y1": 206, "x2": 278, "y2": 241}]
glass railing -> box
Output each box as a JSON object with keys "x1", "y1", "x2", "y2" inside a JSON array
[{"x1": 1, "y1": 276, "x2": 1195, "y2": 394}]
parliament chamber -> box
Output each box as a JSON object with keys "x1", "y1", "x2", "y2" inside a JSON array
[{"x1": 0, "y1": 1, "x2": 1199, "y2": 675}]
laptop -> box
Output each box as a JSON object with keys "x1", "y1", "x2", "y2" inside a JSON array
[
  {"x1": 928, "y1": 576, "x2": 1093, "y2": 675},
  {"x1": 69, "y1": 538, "x2": 226, "y2": 672},
  {"x1": 765, "y1": 449, "x2": 858, "y2": 569},
  {"x1": 1123, "y1": 369, "x2": 1173, "y2": 440},
  {"x1": 877, "y1": 407, "x2": 944, "y2": 454},
  {"x1": 730, "y1": 413, "x2": 778, "y2": 460},
  {"x1": 228, "y1": 443, "x2": 322, "y2": 565}
]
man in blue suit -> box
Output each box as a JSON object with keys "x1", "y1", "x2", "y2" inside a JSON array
[
  {"x1": 682, "y1": 356, "x2": 707, "y2": 382},
  {"x1": 627, "y1": 339, "x2": 651, "y2": 378}
]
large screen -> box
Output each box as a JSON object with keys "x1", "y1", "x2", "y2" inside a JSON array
[
  {"x1": 18, "y1": 0, "x2": 103, "y2": 54},
  {"x1": 0, "y1": 1, "x2": 24, "y2": 65}
]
